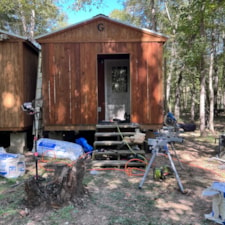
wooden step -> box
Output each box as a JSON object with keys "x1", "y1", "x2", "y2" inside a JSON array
[
  {"x1": 96, "y1": 123, "x2": 140, "y2": 129},
  {"x1": 91, "y1": 160, "x2": 146, "y2": 168},
  {"x1": 95, "y1": 132, "x2": 135, "y2": 137},
  {"x1": 94, "y1": 140, "x2": 124, "y2": 147},
  {"x1": 92, "y1": 150, "x2": 145, "y2": 156},
  {"x1": 92, "y1": 150, "x2": 145, "y2": 160}
]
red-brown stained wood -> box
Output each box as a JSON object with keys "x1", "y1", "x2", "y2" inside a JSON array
[
  {"x1": 0, "y1": 33, "x2": 38, "y2": 131},
  {"x1": 37, "y1": 15, "x2": 168, "y2": 131},
  {"x1": 37, "y1": 17, "x2": 167, "y2": 44},
  {"x1": 72, "y1": 44, "x2": 81, "y2": 125}
]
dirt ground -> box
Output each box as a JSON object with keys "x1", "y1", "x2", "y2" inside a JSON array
[{"x1": 0, "y1": 124, "x2": 225, "y2": 225}]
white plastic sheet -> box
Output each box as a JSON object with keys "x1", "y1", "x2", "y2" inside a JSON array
[{"x1": 35, "y1": 138, "x2": 84, "y2": 161}]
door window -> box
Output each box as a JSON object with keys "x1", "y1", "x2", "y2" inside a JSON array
[{"x1": 112, "y1": 66, "x2": 128, "y2": 93}]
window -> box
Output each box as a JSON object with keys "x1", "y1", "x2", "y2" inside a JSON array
[{"x1": 112, "y1": 66, "x2": 128, "y2": 92}]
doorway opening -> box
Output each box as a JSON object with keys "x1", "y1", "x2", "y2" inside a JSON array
[{"x1": 97, "y1": 54, "x2": 130, "y2": 122}]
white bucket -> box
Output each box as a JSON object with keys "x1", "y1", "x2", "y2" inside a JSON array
[
  {"x1": 0, "y1": 153, "x2": 26, "y2": 178},
  {"x1": 203, "y1": 182, "x2": 225, "y2": 222}
]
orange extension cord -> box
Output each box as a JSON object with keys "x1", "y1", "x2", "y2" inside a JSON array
[
  {"x1": 37, "y1": 151, "x2": 147, "y2": 176},
  {"x1": 36, "y1": 150, "x2": 225, "y2": 179}
]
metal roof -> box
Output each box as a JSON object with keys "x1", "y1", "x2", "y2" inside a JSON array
[
  {"x1": 0, "y1": 29, "x2": 27, "y2": 40},
  {"x1": 36, "y1": 14, "x2": 169, "y2": 40},
  {"x1": 0, "y1": 29, "x2": 41, "y2": 49}
]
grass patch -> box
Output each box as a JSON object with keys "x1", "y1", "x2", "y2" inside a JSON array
[
  {"x1": 48, "y1": 205, "x2": 76, "y2": 224},
  {"x1": 136, "y1": 194, "x2": 155, "y2": 209},
  {"x1": 0, "y1": 187, "x2": 25, "y2": 224},
  {"x1": 194, "y1": 135, "x2": 217, "y2": 144},
  {"x1": 108, "y1": 216, "x2": 149, "y2": 225},
  {"x1": 109, "y1": 190, "x2": 125, "y2": 201},
  {"x1": 143, "y1": 182, "x2": 161, "y2": 190},
  {"x1": 83, "y1": 172, "x2": 95, "y2": 186}
]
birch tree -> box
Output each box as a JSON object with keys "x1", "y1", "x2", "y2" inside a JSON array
[{"x1": 0, "y1": 0, "x2": 66, "y2": 39}]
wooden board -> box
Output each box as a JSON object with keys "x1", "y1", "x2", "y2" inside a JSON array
[{"x1": 91, "y1": 160, "x2": 146, "y2": 168}]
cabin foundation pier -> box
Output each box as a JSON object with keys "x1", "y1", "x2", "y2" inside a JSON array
[{"x1": 8, "y1": 132, "x2": 27, "y2": 154}]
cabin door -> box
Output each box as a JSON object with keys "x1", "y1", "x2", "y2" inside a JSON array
[{"x1": 104, "y1": 59, "x2": 130, "y2": 121}]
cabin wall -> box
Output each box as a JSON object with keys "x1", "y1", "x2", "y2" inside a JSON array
[
  {"x1": 130, "y1": 42, "x2": 164, "y2": 128},
  {"x1": 41, "y1": 41, "x2": 164, "y2": 130},
  {"x1": 0, "y1": 40, "x2": 38, "y2": 131},
  {"x1": 0, "y1": 41, "x2": 23, "y2": 130},
  {"x1": 42, "y1": 43, "x2": 98, "y2": 130},
  {"x1": 22, "y1": 42, "x2": 39, "y2": 128}
]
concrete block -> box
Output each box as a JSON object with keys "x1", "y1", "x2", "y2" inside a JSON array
[{"x1": 9, "y1": 132, "x2": 27, "y2": 154}]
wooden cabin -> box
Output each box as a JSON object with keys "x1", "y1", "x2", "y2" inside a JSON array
[
  {"x1": 36, "y1": 14, "x2": 168, "y2": 133},
  {"x1": 0, "y1": 30, "x2": 39, "y2": 150}
]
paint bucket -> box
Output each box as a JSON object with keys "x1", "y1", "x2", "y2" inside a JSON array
[{"x1": 0, "y1": 153, "x2": 25, "y2": 178}]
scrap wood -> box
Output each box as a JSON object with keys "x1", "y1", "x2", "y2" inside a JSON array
[{"x1": 211, "y1": 157, "x2": 225, "y2": 163}]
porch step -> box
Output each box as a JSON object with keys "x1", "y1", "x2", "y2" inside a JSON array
[
  {"x1": 92, "y1": 149, "x2": 145, "y2": 160},
  {"x1": 95, "y1": 132, "x2": 135, "y2": 137},
  {"x1": 91, "y1": 160, "x2": 146, "y2": 168},
  {"x1": 92, "y1": 123, "x2": 146, "y2": 167},
  {"x1": 96, "y1": 123, "x2": 140, "y2": 129},
  {"x1": 93, "y1": 123, "x2": 143, "y2": 149},
  {"x1": 94, "y1": 140, "x2": 124, "y2": 148}
]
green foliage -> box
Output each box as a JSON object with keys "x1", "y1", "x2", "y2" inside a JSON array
[
  {"x1": 0, "y1": 0, "x2": 67, "y2": 38},
  {"x1": 67, "y1": 0, "x2": 103, "y2": 11},
  {"x1": 110, "y1": 0, "x2": 166, "y2": 30},
  {"x1": 111, "y1": 0, "x2": 225, "y2": 122},
  {"x1": 110, "y1": 9, "x2": 134, "y2": 24}
]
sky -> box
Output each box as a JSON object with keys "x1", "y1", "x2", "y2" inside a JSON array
[{"x1": 64, "y1": 0, "x2": 124, "y2": 25}]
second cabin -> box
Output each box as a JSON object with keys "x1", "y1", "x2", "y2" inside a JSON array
[{"x1": 36, "y1": 15, "x2": 168, "y2": 133}]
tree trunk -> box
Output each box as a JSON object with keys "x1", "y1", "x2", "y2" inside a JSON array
[
  {"x1": 30, "y1": 9, "x2": 35, "y2": 40},
  {"x1": 17, "y1": 0, "x2": 27, "y2": 37},
  {"x1": 174, "y1": 70, "x2": 183, "y2": 119},
  {"x1": 150, "y1": 0, "x2": 157, "y2": 31},
  {"x1": 208, "y1": 37, "x2": 215, "y2": 132},
  {"x1": 222, "y1": 31, "x2": 225, "y2": 109},
  {"x1": 200, "y1": 60, "x2": 206, "y2": 136},
  {"x1": 191, "y1": 92, "x2": 196, "y2": 121},
  {"x1": 164, "y1": 1, "x2": 176, "y2": 113},
  {"x1": 166, "y1": 42, "x2": 176, "y2": 112},
  {"x1": 199, "y1": 3, "x2": 206, "y2": 136},
  {"x1": 24, "y1": 158, "x2": 87, "y2": 210},
  {"x1": 214, "y1": 62, "x2": 218, "y2": 117}
]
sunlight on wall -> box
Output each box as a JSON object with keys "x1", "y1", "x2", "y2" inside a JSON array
[
  {"x1": 1, "y1": 92, "x2": 20, "y2": 112},
  {"x1": 56, "y1": 101, "x2": 66, "y2": 123},
  {"x1": 2, "y1": 92, "x2": 15, "y2": 108}
]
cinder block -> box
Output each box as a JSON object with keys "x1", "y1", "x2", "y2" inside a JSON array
[{"x1": 9, "y1": 132, "x2": 27, "y2": 154}]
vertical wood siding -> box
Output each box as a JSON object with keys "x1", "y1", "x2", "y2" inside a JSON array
[
  {"x1": 0, "y1": 40, "x2": 38, "y2": 131},
  {"x1": 42, "y1": 41, "x2": 164, "y2": 129},
  {"x1": 38, "y1": 16, "x2": 167, "y2": 130},
  {"x1": 43, "y1": 43, "x2": 98, "y2": 127},
  {"x1": 23, "y1": 43, "x2": 39, "y2": 127}
]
